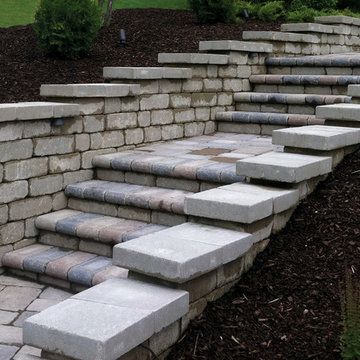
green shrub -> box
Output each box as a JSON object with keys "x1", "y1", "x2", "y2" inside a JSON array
[
  {"x1": 257, "y1": 1, "x2": 286, "y2": 21},
  {"x1": 188, "y1": 0, "x2": 238, "y2": 23},
  {"x1": 286, "y1": 6, "x2": 319, "y2": 22},
  {"x1": 34, "y1": 0, "x2": 102, "y2": 59}
]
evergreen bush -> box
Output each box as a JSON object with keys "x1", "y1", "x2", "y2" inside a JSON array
[
  {"x1": 188, "y1": 0, "x2": 238, "y2": 23},
  {"x1": 34, "y1": 0, "x2": 102, "y2": 59}
]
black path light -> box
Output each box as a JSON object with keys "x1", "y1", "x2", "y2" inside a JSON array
[
  {"x1": 120, "y1": 29, "x2": 126, "y2": 48},
  {"x1": 243, "y1": 8, "x2": 250, "y2": 20}
]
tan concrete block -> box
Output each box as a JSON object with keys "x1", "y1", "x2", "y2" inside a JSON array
[
  {"x1": 49, "y1": 153, "x2": 81, "y2": 173},
  {"x1": 9, "y1": 196, "x2": 52, "y2": 221},
  {"x1": 4, "y1": 158, "x2": 48, "y2": 181}
]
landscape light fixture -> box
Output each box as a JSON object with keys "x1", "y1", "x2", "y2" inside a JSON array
[
  {"x1": 243, "y1": 9, "x2": 249, "y2": 20},
  {"x1": 120, "y1": 29, "x2": 126, "y2": 48},
  {"x1": 51, "y1": 118, "x2": 64, "y2": 127}
]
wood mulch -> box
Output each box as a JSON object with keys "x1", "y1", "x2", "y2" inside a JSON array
[
  {"x1": 0, "y1": 8, "x2": 280, "y2": 103},
  {"x1": 168, "y1": 148, "x2": 360, "y2": 360}
]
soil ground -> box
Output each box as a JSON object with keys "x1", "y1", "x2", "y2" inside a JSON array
[{"x1": 0, "y1": 8, "x2": 280, "y2": 103}]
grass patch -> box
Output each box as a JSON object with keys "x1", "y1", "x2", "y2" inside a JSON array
[{"x1": 0, "y1": 0, "x2": 188, "y2": 28}]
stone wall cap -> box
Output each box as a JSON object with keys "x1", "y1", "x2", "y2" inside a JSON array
[
  {"x1": 316, "y1": 15, "x2": 360, "y2": 26},
  {"x1": 0, "y1": 102, "x2": 80, "y2": 122},
  {"x1": 199, "y1": 40, "x2": 273, "y2": 53},
  {"x1": 158, "y1": 52, "x2": 229, "y2": 65},
  {"x1": 242, "y1": 31, "x2": 320, "y2": 43},
  {"x1": 281, "y1": 22, "x2": 351, "y2": 35},
  {"x1": 40, "y1": 83, "x2": 140, "y2": 98},
  {"x1": 103, "y1": 66, "x2": 192, "y2": 79}
]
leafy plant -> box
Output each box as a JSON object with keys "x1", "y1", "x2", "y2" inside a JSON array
[
  {"x1": 33, "y1": 0, "x2": 102, "y2": 59},
  {"x1": 338, "y1": 0, "x2": 360, "y2": 12},
  {"x1": 286, "y1": 6, "x2": 320, "y2": 22},
  {"x1": 340, "y1": 268, "x2": 360, "y2": 359},
  {"x1": 257, "y1": 1, "x2": 286, "y2": 21},
  {"x1": 188, "y1": 0, "x2": 238, "y2": 23}
]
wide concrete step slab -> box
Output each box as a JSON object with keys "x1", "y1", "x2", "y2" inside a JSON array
[
  {"x1": 103, "y1": 66, "x2": 192, "y2": 80},
  {"x1": 281, "y1": 22, "x2": 349, "y2": 35},
  {"x1": 36, "y1": 209, "x2": 167, "y2": 244},
  {"x1": 158, "y1": 53, "x2": 229, "y2": 65},
  {"x1": 199, "y1": 40, "x2": 272, "y2": 53},
  {"x1": 2, "y1": 244, "x2": 127, "y2": 287},
  {"x1": 250, "y1": 74, "x2": 360, "y2": 86},
  {"x1": 265, "y1": 55, "x2": 360, "y2": 67},
  {"x1": 184, "y1": 182, "x2": 299, "y2": 224},
  {"x1": 272, "y1": 125, "x2": 360, "y2": 150},
  {"x1": 113, "y1": 222, "x2": 253, "y2": 282},
  {"x1": 236, "y1": 151, "x2": 332, "y2": 183},
  {"x1": 234, "y1": 92, "x2": 351, "y2": 105},
  {"x1": 65, "y1": 180, "x2": 193, "y2": 215},
  {"x1": 40, "y1": 84, "x2": 140, "y2": 98},
  {"x1": 242, "y1": 31, "x2": 320, "y2": 43},
  {"x1": 23, "y1": 278, "x2": 188, "y2": 360},
  {"x1": 316, "y1": 103, "x2": 360, "y2": 122},
  {"x1": 216, "y1": 111, "x2": 324, "y2": 126},
  {"x1": 0, "y1": 102, "x2": 79, "y2": 122}
]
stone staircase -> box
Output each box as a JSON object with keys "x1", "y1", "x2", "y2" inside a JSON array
[{"x1": 2, "y1": 14, "x2": 360, "y2": 360}]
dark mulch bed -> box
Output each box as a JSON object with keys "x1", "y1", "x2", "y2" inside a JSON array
[
  {"x1": 0, "y1": 8, "x2": 280, "y2": 103},
  {"x1": 168, "y1": 149, "x2": 360, "y2": 360}
]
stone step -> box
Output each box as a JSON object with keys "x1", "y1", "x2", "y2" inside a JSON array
[
  {"x1": 113, "y1": 222, "x2": 253, "y2": 282},
  {"x1": 236, "y1": 151, "x2": 332, "y2": 183},
  {"x1": 272, "y1": 125, "x2": 360, "y2": 151},
  {"x1": 2, "y1": 244, "x2": 128, "y2": 288},
  {"x1": 23, "y1": 278, "x2": 188, "y2": 360},
  {"x1": 281, "y1": 23, "x2": 350, "y2": 35},
  {"x1": 234, "y1": 92, "x2": 351, "y2": 106},
  {"x1": 0, "y1": 102, "x2": 79, "y2": 122},
  {"x1": 184, "y1": 182, "x2": 299, "y2": 224},
  {"x1": 158, "y1": 53, "x2": 229, "y2": 65},
  {"x1": 65, "y1": 180, "x2": 193, "y2": 215},
  {"x1": 250, "y1": 74, "x2": 360, "y2": 86},
  {"x1": 216, "y1": 111, "x2": 324, "y2": 127},
  {"x1": 243, "y1": 31, "x2": 320, "y2": 44},
  {"x1": 198, "y1": 40, "x2": 272, "y2": 53},
  {"x1": 315, "y1": 15, "x2": 360, "y2": 27},
  {"x1": 103, "y1": 66, "x2": 192, "y2": 80},
  {"x1": 316, "y1": 103, "x2": 360, "y2": 123},
  {"x1": 36, "y1": 209, "x2": 167, "y2": 257},
  {"x1": 265, "y1": 55, "x2": 360, "y2": 68},
  {"x1": 40, "y1": 84, "x2": 140, "y2": 98}
]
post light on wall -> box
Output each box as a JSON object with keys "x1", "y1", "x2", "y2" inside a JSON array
[
  {"x1": 51, "y1": 118, "x2": 64, "y2": 127},
  {"x1": 120, "y1": 29, "x2": 126, "y2": 48}
]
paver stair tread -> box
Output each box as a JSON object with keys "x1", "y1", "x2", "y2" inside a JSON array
[
  {"x1": 249, "y1": 74, "x2": 360, "y2": 85},
  {"x1": 272, "y1": 125, "x2": 360, "y2": 150},
  {"x1": 113, "y1": 222, "x2": 253, "y2": 282},
  {"x1": 40, "y1": 83, "x2": 140, "y2": 98},
  {"x1": 316, "y1": 103, "x2": 360, "y2": 122},
  {"x1": 157, "y1": 52, "x2": 229, "y2": 65},
  {"x1": 36, "y1": 209, "x2": 167, "y2": 243},
  {"x1": 103, "y1": 66, "x2": 192, "y2": 80},
  {"x1": 236, "y1": 151, "x2": 332, "y2": 183},
  {"x1": 242, "y1": 31, "x2": 320, "y2": 43},
  {"x1": 65, "y1": 181, "x2": 194, "y2": 215},
  {"x1": 216, "y1": 111, "x2": 325, "y2": 126},
  {"x1": 2, "y1": 244, "x2": 128, "y2": 287},
  {"x1": 0, "y1": 102, "x2": 79, "y2": 122},
  {"x1": 184, "y1": 182, "x2": 300, "y2": 224},
  {"x1": 92, "y1": 132, "x2": 275, "y2": 183},
  {"x1": 23, "y1": 278, "x2": 189, "y2": 360},
  {"x1": 265, "y1": 54, "x2": 360, "y2": 67},
  {"x1": 234, "y1": 92, "x2": 351, "y2": 105}
]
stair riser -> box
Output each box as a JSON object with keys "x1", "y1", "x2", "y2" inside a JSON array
[
  {"x1": 218, "y1": 122, "x2": 285, "y2": 136},
  {"x1": 268, "y1": 66, "x2": 360, "y2": 76},
  {"x1": 67, "y1": 198, "x2": 188, "y2": 227},
  {"x1": 253, "y1": 84, "x2": 348, "y2": 95},
  {"x1": 236, "y1": 103, "x2": 317, "y2": 115},
  {"x1": 39, "y1": 231, "x2": 113, "y2": 258},
  {"x1": 96, "y1": 169, "x2": 222, "y2": 192}
]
